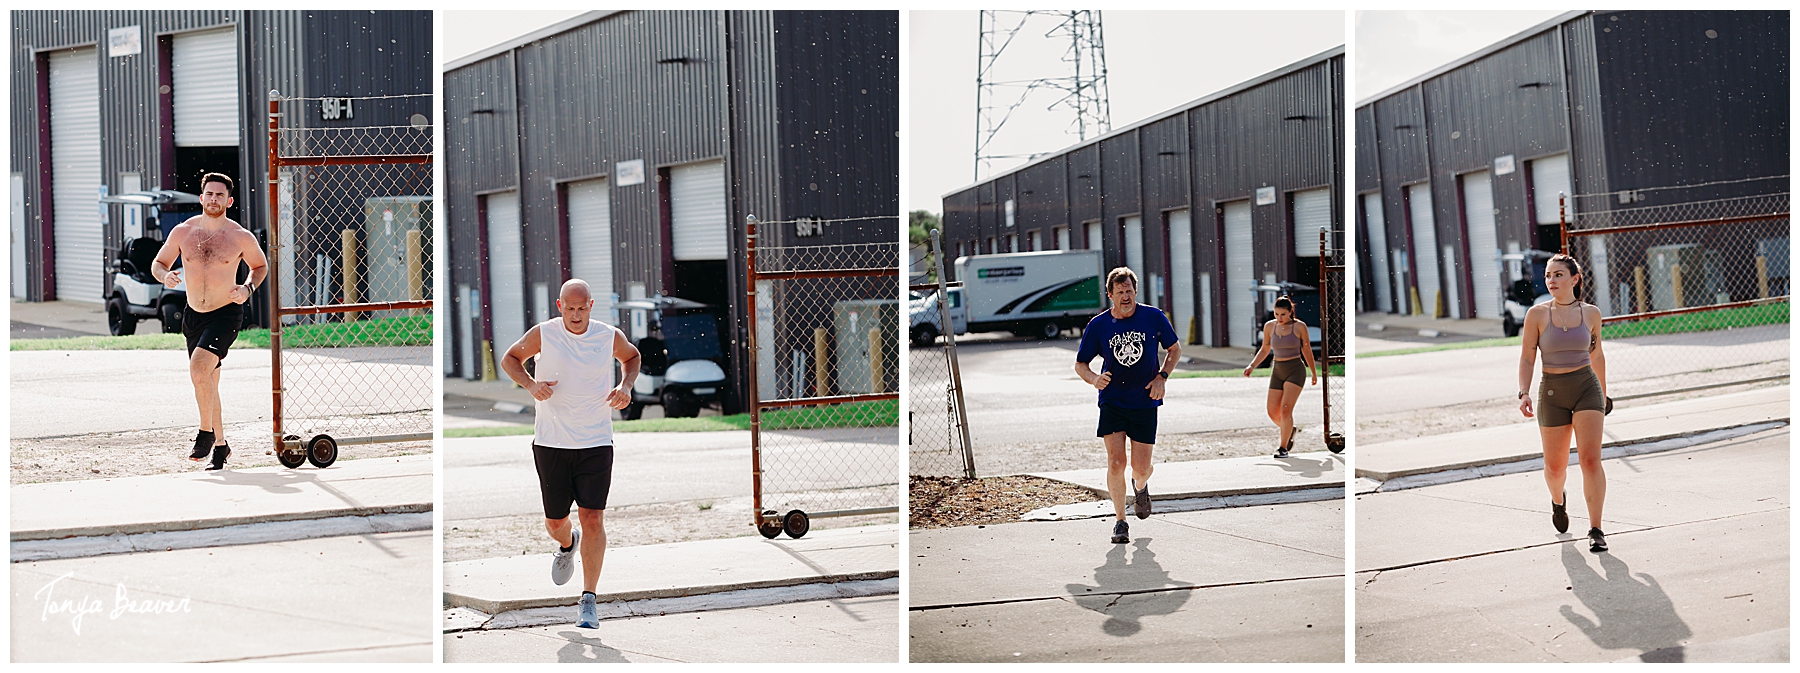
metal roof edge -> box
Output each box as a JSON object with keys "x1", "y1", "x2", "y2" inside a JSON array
[
  {"x1": 1355, "y1": 10, "x2": 1590, "y2": 109},
  {"x1": 942, "y1": 44, "x2": 1345, "y2": 200},
  {"x1": 445, "y1": 10, "x2": 626, "y2": 72}
]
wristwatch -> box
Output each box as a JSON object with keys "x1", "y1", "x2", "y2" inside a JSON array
[{"x1": 1157, "y1": 371, "x2": 1170, "y2": 379}]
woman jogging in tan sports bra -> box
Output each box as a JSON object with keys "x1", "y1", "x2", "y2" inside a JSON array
[
  {"x1": 1243, "y1": 295, "x2": 1317, "y2": 458},
  {"x1": 1518, "y1": 254, "x2": 1611, "y2": 552}
]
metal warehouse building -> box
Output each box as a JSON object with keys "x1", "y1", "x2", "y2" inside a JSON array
[
  {"x1": 442, "y1": 10, "x2": 898, "y2": 413},
  {"x1": 9, "y1": 10, "x2": 433, "y2": 320},
  {"x1": 1356, "y1": 10, "x2": 1788, "y2": 319},
  {"x1": 940, "y1": 47, "x2": 1344, "y2": 350}
]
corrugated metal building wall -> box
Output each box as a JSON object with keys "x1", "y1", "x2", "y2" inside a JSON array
[
  {"x1": 1356, "y1": 10, "x2": 1787, "y2": 319},
  {"x1": 9, "y1": 10, "x2": 432, "y2": 315},
  {"x1": 442, "y1": 10, "x2": 898, "y2": 413},
  {"x1": 939, "y1": 47, "x2": 1344, "y2": 349}
]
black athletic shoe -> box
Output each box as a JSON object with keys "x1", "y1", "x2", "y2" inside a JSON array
[
  {"x1": 205, "y1": 444, "x2": 231, "y2": 471},
  {"x1": 189, "y1": 430, "x2": 216, "y2": 461},
  {"x1": 1110, "y1": 519, "x2": 1129, "y2": 544},
  {"x1": 1552, "y1": 493, "x2": 1569, "y2": 533},
  {"x1": 1132, "y1": 480, "x2": 1151, "y2": 520},
  {"x1": 1274, "y1": 443, "x2": 1290, "y2": 458},
  {"x1": 1588, "y1": 527, "x2": 1608, "y2": 553}
]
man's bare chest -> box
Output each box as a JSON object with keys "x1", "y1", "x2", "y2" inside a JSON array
[{"x1": 183, "y1": 231, "x2": 240, "y2": 268}]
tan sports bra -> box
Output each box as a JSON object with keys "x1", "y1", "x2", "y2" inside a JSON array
[{"x1": 1538, "y1": 302, "x2": 1592, "y2": 369}]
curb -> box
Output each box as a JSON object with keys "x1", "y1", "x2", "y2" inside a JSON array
[
  {"x1": 12, "y1": 511, "x2": 433, "y2": 562},
  {"x1": 11, "y1": 502, "x2": 434, "y2": 542},
  {"x1": 443, "y1": 569, "x2": 900, "y2": 616},
  {"x1": 445, "y1": 578, "x2": 899, "y2": 632}
]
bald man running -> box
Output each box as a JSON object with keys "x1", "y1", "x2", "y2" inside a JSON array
[{"x1": 501, "y1": 279, "x2": 641, "y2": 629}]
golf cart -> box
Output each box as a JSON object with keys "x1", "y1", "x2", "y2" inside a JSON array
[
  {"x1": 616, "y1": 296, "x2": 730, "y2": 419},
  {"x1": 101, "y1": 189, "x2": 200, "y2": 335},
  {"x1": 1250, "y1": 280, "x2": 1324, "y2": 365},
  {"x1": 1501, "y1": 250, "x2": 1556, "y2": 337}
]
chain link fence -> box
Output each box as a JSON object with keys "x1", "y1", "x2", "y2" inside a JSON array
[
  {"x1": 1559, "y1": 177, "x2": 1788, "y2": 421},
  {"x1": 1317, "y1": 226, "x2": 1347, "y2": 454},
  {"x1": 267, "y1": 93, "x2": 434, "y2": 468},
  {"x1": 747, "y1": 216, "x2": 901, "y2": 538},
  {"x1": 908, "y1": 229, "x2": 975, "y2": 477}
]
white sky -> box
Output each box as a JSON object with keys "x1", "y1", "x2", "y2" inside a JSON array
[
  {"x1": 1355, "y1": 10, "x2": 1571, "y2": 102},
  {"x1": 441, "y1": 10, "x2": 590, "y2": 64},
  {"x1": 910, "y1": 10, "x2": 1345, "y2": 214}
]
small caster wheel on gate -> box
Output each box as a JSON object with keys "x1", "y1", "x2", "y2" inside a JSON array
[
  {"x1": 1326, "y1": 432, "x2": 1345, "y2": 455},
  {"x1": 783, "y1": 509, "x2": 810, "y2": 539},
  {"x1": 276, "y1": 439, "x2": 308, "y2": 469},
  {"x1": 757, "y1": 510, "x2": 783, "y2": 539},
  {"x1": 307, "y1": 434, "x2": 339, "y2": 468}
]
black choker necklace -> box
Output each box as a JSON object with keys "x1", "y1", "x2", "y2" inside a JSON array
[{"x1": 1555, "y1": 299, "x2": 1578, "y2": 306}]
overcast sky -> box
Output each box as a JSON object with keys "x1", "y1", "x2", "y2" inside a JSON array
[
  {"x1": 1355, "y1": 10, "x2": 1571, "y2": 102},
  {"x1": 909, "y1": 10, "x2": 1344, "y2": 214},
  {"x1": 441, "y1": 10, "x2": 590, "y2": 64}
]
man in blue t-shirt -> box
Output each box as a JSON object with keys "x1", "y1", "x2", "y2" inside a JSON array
[{"x1": 1075, "y1": 267, "x2": 1180, "y2": 544}]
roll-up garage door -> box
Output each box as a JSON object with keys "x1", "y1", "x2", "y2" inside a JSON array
[
  {"x1": 1086, "y1": 221, "x2": 1102, "y2": 251},
  {"x1": 50, "y1": 47, "x2": 103, "y2": 304},
  {"x1": 172, "y1": 27, "x2": 240, "y2": 147},
  {"x1": 1123, "y1": 215, "x2": 1144, "y2": 283},
  {"x1": 1532, "y1": 153, "x2": 1571, "y2": 225},
  {"x1": 1362, "y1": 193, "x2": 1393, "y2": 313},
  {"x1": 1461, "y1": 171, "x2": 1501, "y2": 318},
  {"x1": 567, "y1": 178, "x2": 614, "y2": 321},
  {"x1": 671, "y1": 160, "x2": 727, "y2": 261},
  {"x1": 485, "y1": 192, "x2": 526, "y2": 357},
  {"x1": 1292, "y1": 188, "x2": 1330, "y2": 257},
  {"x1": 1224, "y1": 200, "x2": 1254, "y2": 347},
  {"x1": 1168, "y1": 209, "x2": 1194, "y2": 344},
  {"x1": 1407, "y1": 183, "x2": 1440, "y2": 317}
]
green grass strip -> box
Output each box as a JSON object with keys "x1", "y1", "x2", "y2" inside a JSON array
[
  {"x1": 1172, "y1": 363, "x2": 1345, "y2": 378},
  {"x1": 12, "y1": 315, "x2": 433, "y2": 351},
  {"x1": 443, "y1": 399, "x2": 900, "y2": 437},
  {"x1": 1361, "y1": 302, "x2": 1789, "y2": 358},
  {"x1": 1358, "y1": 337, "x2": 1522, "y2": 358}
]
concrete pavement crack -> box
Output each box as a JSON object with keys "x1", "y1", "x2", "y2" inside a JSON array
[
  {"x1": 909, "y1": 573, "x2": 1342, "y2": 612},
  {"x1": 1159, "y1": 515, "x2": 1345, "y2": 561},
  {"x1": 1356, "y1": 506, "x2": 1788, "y2": 574}
]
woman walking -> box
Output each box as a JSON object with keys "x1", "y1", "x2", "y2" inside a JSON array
[
  {"x1": 1518, "y1": 254, "x2": 1611, "y2": 552},
  {"x1": 1243, "y1": 296, "x2": 1316, "y2": 458}
]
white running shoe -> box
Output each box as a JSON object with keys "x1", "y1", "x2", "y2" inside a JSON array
[{"x1": 551, "y1": 527, "x2": 580, "y2": 586}]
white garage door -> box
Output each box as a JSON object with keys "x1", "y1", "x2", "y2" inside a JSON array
[
  {"x1": 172, "y1": 27, "x2": 240, "y2": 147},
  {"x1": 1407, "y1": 183, "x2": 1440, "y2": 317},
  {"x1": 1532, "y1": 153, "x2": 1571, "y2": 225},
  {"x1": 671, "y1": 160, "x2": 727, "y2": 261},
  {"x1": 50, "y1": 47, "x2": 103, "y2": 304},
  {"x1": 1461, "y1": 170, "x2": 1501, "y2": 318},
  {"x1": 1123, "y1": 215, "x2": 1143, "y2": 284},
  {"x1": 1362, "y1": 193, "x2": 1393, "y2": 313},
  {"x1": 11, "y1": 174, "x2": 26, "y2": 299},
  {"x1": 1292, "y1": 188, "x2": 1331, "y2": 257},
  {"x1": 1224, "y1": 200, "x2": 1254, "y2": 347},
  {"x1": 485, "y1": 192, "x2": 526, "y2": 358},
  {"x1": 1086, "y1": 221, "x2": 1102, "y2": 251},
  {"x1": 567, "y1": 178, "x2": 614, "y2": 321},
  {"x1": 1168, "y1": 209, "x2": 1194, "y2": 344}
]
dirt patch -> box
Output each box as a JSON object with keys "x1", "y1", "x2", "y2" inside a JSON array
[
  {"x1": 9, "y1": 423, "x2": 429, "y2": 485},
  {"x1": 909, "y1": 475, "x2": 1096, "y2": 529},
  {"x1": 444, "y1": 496, "x2": 896, "y2": 563}
]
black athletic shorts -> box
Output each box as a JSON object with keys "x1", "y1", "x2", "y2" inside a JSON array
[
  {"x1": 183, "y1": 302, "x2": 243, "y2": 367},
  {"x1": 532, "y1": 443, "x2": 615, "y2": 518},
  {"x1": 1096, "y1": 404, "x2": 1158, "y2": 445}
]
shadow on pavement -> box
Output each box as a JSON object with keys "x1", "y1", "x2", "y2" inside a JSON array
[
  {"x1": 1560, "y1": 542, "x2": 1692, "y2": 660},
  {"x1": 553, "y1": 630, "x2": 633, "y2": 663},
  {"x1": 1064, "y1": 538, "x2": 1192, "y2": 637},
  {"x1": 1273, "y1": 455, "x2": 1335, "y2": 478}
]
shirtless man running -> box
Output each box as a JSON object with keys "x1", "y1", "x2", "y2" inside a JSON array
[{"x1": 151, "y1": 172, "x2": 269, "y2": 470}]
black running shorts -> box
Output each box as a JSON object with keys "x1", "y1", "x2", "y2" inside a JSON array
[
  {"x1": 532, "y1": 443, "x2": 615, "y2": 518},
  {"x1": 1096, "y1": 404, "x2": 1158, "y2": 445},
  {"x1": 183, "y1": 302, "x2": 243, "y2": 367}
]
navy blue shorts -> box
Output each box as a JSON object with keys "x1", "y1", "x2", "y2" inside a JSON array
[{"x1": 1096, "y1": 404, "x2": 1158, "y2": 445}]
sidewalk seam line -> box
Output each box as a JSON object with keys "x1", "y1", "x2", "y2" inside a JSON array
[{"x1": 909, "y1": 572, "x2": 1343, "y2": 612}]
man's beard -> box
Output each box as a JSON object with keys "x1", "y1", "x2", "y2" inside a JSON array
[{"x1": 203, "y1": 204, "x2": 225, "y2": 217}]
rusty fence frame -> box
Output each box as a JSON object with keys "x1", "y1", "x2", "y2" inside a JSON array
[{"x1": 1317, "y1": 226, "x2": 1347, "y2": 453}]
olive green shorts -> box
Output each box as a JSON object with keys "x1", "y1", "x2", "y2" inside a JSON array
[
  {"x1": 1537, "y1": 366, "x2": 1605, "y2": 427},
  {"x1": 1269, "y1": 358, "x2": 1307, "y2": 391}
]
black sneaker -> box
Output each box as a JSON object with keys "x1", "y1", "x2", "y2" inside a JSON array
[
  {"x1": 205, "y1": 445, "x2": 231, "y2": 471},
  {"x1": 1551, "y1": 493, "x2": 1569, "y2": 534},
  {"x1": 1588, "y1": 528, "x2": 1608, "y2": 553},
  {"x1": 1274, "y1": 442, "x2": 1290, "y2": 458},
  {"x1": 1110, "y1": 519, "x2": 1129, "y2": 544},
  {"x1": 1132, "y1": 480, "x2": 1151, "y2": 520},
  {"x1": 189, "y1": 430, "x2": 216, "y2": 461}
]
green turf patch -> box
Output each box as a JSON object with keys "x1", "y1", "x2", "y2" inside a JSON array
[
  {"x1": 1602, "y1": 302, "x2": 1790, "y2": 340},
  {"x1": 11, "y1": 315, "x2": 433, "y2": 351},
  {"x1": 443, "y1": 399, "x2": 900, "y2": 437},
  {"x1": 1358, "y1": 337, "x2": 1522, "y2": 358},
  {"x1": 1172, "y1": 364, "x2": 1345, "y2": 378}
]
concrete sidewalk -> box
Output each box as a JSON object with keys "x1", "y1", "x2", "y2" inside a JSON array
[
  {"x1": 443, "y1": 525, "x2": 899, "y2": 615},
  {"x1": 1032, "y1": 451, "x2": 1344, "y2": 501},
  {"x1": 12, "y1": 455, "x2": 432, "y2": 541},
  {"x1": 1356, "y1": 386, "x2": 1788, "y2": 482},
  {"x1": 10, "y1": 299, "x2": 110, "y2": 337}
]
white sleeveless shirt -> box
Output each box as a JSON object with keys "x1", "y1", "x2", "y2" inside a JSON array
[{"x1": 532, "y1": 318, "x2": 617, "y2": 449}]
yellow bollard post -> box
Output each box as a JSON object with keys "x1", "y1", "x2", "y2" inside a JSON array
[
  {"x1": 813, "y1": 327, "x2": 830, "y2": 397},
  {"x1": 1409, "y1": 286, "x2": 1423, "y2": 317},
  {"x1": 406, "y1": 229, "x2": 424, "y2": 316},
  {"x1": 1634, "y1": 266, "x2": 1647, "y2": 314},
  {"x1": 869, "y1": 327, "x2": 884, "y2": 393},
  {"x1": 1756, "y1": 255, "x2": 1770, "y2": 299},
  {"x1": 341, "y1": 229, "x2": 361, "y2": 322},
  {"x1": 1671, "y1": 263, "x2": 1684, "y2": 309},
  {"x1": 480, "y1": 340, "x2": 497, "y2": 382}
]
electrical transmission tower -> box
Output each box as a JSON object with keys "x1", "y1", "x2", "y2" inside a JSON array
[{"x1": 974, "y1": 10, "x2": 1111, "y2": 181}]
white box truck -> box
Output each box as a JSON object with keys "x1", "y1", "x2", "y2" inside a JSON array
[{"x1": 910, "y1": 249, "x2": 1105, "y2": 346}]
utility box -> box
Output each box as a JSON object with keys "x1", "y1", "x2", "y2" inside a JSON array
[
  {"x1": 834, "y1": 298, "x2": 898, "y2": 395},
  {"x1": 364, "y1": 196, "x2": 432, "y2": 319}
]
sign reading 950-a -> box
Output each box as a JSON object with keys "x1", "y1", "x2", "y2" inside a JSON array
[{"x1": 321, "y1": 97, "x2": 356, "y2": 121}]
